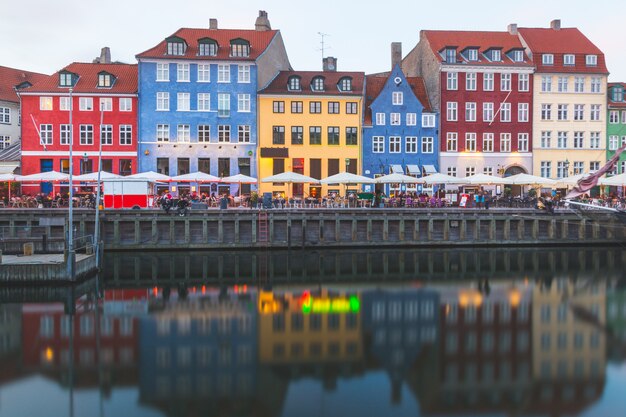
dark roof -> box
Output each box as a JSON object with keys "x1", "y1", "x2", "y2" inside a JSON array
[
  {"x1": 136, "y1": 28, "x2": 278, "y2": 61},
  {"x1": 22, "y1": 62, "x2": 138, "y2": 94},
  {"x1": 0, "y1": 66, "x2": 47, "y2": 103},
  {"x1": 259, "y1": 70, "x2": 365, "y2": 96},
  {"x1": 0, "y1": 140, "x2": 21, "y2": 162}
]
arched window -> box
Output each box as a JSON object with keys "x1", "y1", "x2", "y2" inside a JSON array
[
  {"x1": 288, "y1": 76, "x2": 301, "y2": 91},
  {"x1": 311, "y1": 76, "x2": 325, "y2": 92},
  {"x1": 338, "y1": 77, "x2": 352, "y2": 92},
  {"x1": 198, "y1": 38, "x2": 218, "y2": 56},
  {"x1": 230, "y1": 39, "x2": 250, "y2": 57}
]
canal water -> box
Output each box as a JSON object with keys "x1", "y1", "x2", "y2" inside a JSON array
[{"x1": 1, "y1": 247, "x2": 626, "y2": 417}]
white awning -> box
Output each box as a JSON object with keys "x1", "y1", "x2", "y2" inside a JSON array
[
  {"x1": 423, "y1": 165, "x2": 437, "y2": 175},
  {"x1": 391, "y1": 164, "x2": 403, "y2": 174},
  {"x1": 0, "y1": 163, "x2": 19, "y2": 174},
  {"x1": 406, "y1": 164, "x2": 420, "y2": 175}
]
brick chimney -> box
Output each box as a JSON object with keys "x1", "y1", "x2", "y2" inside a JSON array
[
  {"x1": 507, "y1": 23, "x2": 518, "y2": 35},
  {"x1": 323, "y1": 57, "x2": 337, "y2": 72},
  {"x1": 391, "y1": 42, "x2": 402, "y2": 70},
  {"x1": 93, "y1": 47, "x2": 111, "y2": 64},
  {"x1": 255, "y1": 10, "x2": 271, "y2": 31},
  {"x1": 209, "y1": 18, "x2": 218, "y2": 30},
  {"x1": 550, "y1": 19, "x2": 561, "y2": 30}
]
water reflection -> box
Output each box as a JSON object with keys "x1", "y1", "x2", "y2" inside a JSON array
[{"x1": 1, "y1": 248, "x2": 626, "y2": 417}]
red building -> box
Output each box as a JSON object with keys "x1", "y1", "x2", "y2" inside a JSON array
[
  {"x1": 403, "y1": 27, "x2": 534, "y2": 181},
  {"x1": 19, "y1": 54, "x2": 138, "y2": 194}
]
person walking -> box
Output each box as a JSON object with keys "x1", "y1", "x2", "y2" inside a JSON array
[{"x1": 484, "y1": 191, "x2": 491, "y2": 210}]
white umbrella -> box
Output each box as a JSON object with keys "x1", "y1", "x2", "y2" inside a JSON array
[
  {"x1": 600, "y1": 172, "x2": 626, "y2": 186},
  {"x1": 221, "y1": 174, "x2": 258, "y2": 205},
  {"x1": 17, "y1": 170, "x2": 70, "y2": 182},
  {"x1": 320, "y1": 172, "x2": 376, "y2": 184},
  {"x1": 73, "y1": 171, "x2": 122, "y2": 182},
  {"x1": 170, "y1": 171, "x2": 220, "y2": 182},
  {"x1": 126, "y1": 171, "x2": 171, "y2": 182},
  {"x1": 461, "y1": 173, "x2": 509, "y2": 185},
  {"x1": 552, "y1": 173, "x2": 591, "y2": 189},
  {"x1": 261, "y1": 171, "x2": 319, "y2": 184},
  {"x1": 375, "y1": 173, "x2": 424, "y2": 184},
  {"x1": 421, "y1": 173, "x2": 465, "y2": 185},
  {"x1": 503, "y1": 173, "x2": 557, "y2": 186}
]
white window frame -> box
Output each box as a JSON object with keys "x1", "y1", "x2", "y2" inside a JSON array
[
  {"x1": 421, "y1": 137, "x2": 434, "y2": 153},
  {"x1": 483, "y1": 133, "x2": 494, "y2": 152},
  {"x1": 518, "y1": 133, "x2": 529, "y2": 152},
  {"x1": 157, "y1": 124, "x2": 169, "y2": 142},
  {"x1": 238, "y1": 125, "x2": 251, "y2": 143},
  {"x1": 446, "y1": 132, "x2": 458, "y2": 152},
  {"x1": 79, "y1": 97, "x2": 93, "y2": 111},
  {"x1": 465, "y1": 102, "x2": 476, "y2": 122},
  {"x1": 590, "y1": 104, "x2": 601, "y2": 121},
  {"x1": 390, "y1": 113, "x2": 401, "y2": 125},
  {"x1": 197, "y1": 64, "x2": 210, "y2": 82},
  {"x1": 177, "y1": 93, "x2": 190, "y2": 111},
  {"x1": 119, "y1": 125, "x2": 132, "y2": 145},
  {"x1": 422, "y1": 113, "x2": 435, "y2": 127},
  {"x1": 541, "y1": 131, "x2": 551, "y2": 148},
  {"x1": 447, "y1": 166, "x2": 457, "y2": 177},
  {"x1": 405, "y1": 136, "x2": 418, "y2": 153},
  {"x1": 197, "y1": 93, "x2": 210, "y2": 111},
  {"x1": 406, "y1": 113, "x2": 417, "y2": 126},
  {"x1": 501, "y1": 103, "x2": 511, "y2": 122},
  {"x1": 590, "y1": 132, "x2": 601, "y2": 149},
  {"x1": 500, "y1": 133, "x2": 511, "y2": 152},
  {"x1": 466, "y1": 73, "x2": 477, "y2": 91},
  {"x1": 483, "y1": 73, "x2": 494, "y2": 91},
  {"x1": 518, "y1": 103, "x2": 529, "y2": 122},
  {"x1": 586, "y1": 55, "x2": 597, "y2": 66},
  {"x1": 217, "y1": 64, "x2": 230, "y2": 83},
  {"x1": 564, "y1": 54, "x2": 575, "y2": 66},
  {"x1": 177, "y1": 124, "x2": 190, "y2": 142},
  {"x1": 558, "y1": 76, "x2": 568, "y2": 92},
  {"x1": 156, "y1": 63, "x2": 169, "y2": 81},
  {"x1": 100, "y1": 124, "x2": 113, "y2": 145},
  {"x1": 591, "y1": 77, "x2": 602, "y2": 93},
  {"x1": 79, "y1": 124, "x2": 93, "y2": 145},
  {"x1": 447, "y1": 72, "x2": 458, "y2": 90},
  {"x1": 375, "y1": 113, "x2": 385, "y2": 125},
  {"x1": 500, "y1": 73, "x2": 511, "y2": 91},
  {"x1": 465, "y1": 133, "x2": 476, "y2": 152},
  {"x1": 217, "y1": 93, "x2": 230, "y2": 117},
  {"x1": 156, "y1": 92, "x2": 169, "y2": 111},
  {"x1": 119, "y1": 97, "x2": 132, "y2": 112},
  {"x1": 238, "y1": 65, "x2": 250, "y2": 83},
  {"x1": 541, "y1": 76, "x2": 552, "y2": 92},
  {"x1": 60, "y1": 124, "x2": 71, "y2": 145},
  {"x1": 447, "y1": 102, "x2": 458, "y2": 121},
  {"x1": 518, "y1": 74, "x2": 529, "y2": 92},
  {"x1": 541, "y1": 161, "x2": 552, "y2": 178},
  {"x1": 59, "y1": 97, "x2": 71, "y2": 111},
  {"x1": 574, "y1": 104, "x2": 585, "y2": 121},
  {"x1": 177, "y1": 63, "x2": 190, "y2": 82},
  {"x1": 574, "y1": 76, "x2": 585, "y2": 93},
  {"x1": 392, "y1": 91, "x2": 403, "y2": 105},
  {"x1": 542, "y1": 54, "x2": 554, "y2": 65},
  {"x1": 483, "y1": 102, "x2": 494, "y2": 122},
  {"x1": 389, "y1": 136, "x2": 401, "y2": 153},
  {"x1": 573, "y1": 131, "x2": 584, "y2": 149},
  {"x1": 237, "y1": 94, "x2": 251, "y2": 112},
  {"x1": 40, "y1": 124, "x2": 53, "y2": 145},
  {"x1": 372, "y1": 136, "x2": 384, "y2": 153}
]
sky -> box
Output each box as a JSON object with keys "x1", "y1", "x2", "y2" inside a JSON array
[{"x1": 3, "y1": 0, "x2": 626, "y2": 81}]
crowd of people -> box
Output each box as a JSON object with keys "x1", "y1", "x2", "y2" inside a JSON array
[{"x1": 1, "y1": 191, "x2": 98, "y2": 208}]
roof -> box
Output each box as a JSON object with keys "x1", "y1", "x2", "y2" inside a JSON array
[
  {"x1": 136, "y1": 28, "x2": 278, "y2": 61},
  {"x1": 363, "y1": 72, "x2": 432, "y2": 125},
  {"x1": 608, "y1": 82, "x2": 626, "y2": 108},
  {"x1": 0, "y1": 66, "x2": 47, "y2": 103},
  {"x1": 22, "y1": 62, "x2": 138, "y2": 94},
  {"x1": 422, "y1": 30, "x2": 531, "y2": 67},
  {"x1": 518, "y1": 27, "x2": 608, "y2": 74},
  {"x1": 0, "y1": 140, "x2": 21, "y2": 162},
  {"x1": 259, "y1": 70, "x2": 365, "y2": 96}
]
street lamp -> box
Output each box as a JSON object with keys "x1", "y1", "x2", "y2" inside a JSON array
[
  {"x1": 564, "y1": 158, "x2": 570, "y2": 177},
  {"x1": 345, "y1": 158, "x2": 351, "y2": 172}
]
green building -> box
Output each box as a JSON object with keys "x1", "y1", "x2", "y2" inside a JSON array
[{"x1": 607, "y1": 83, "x2": 626, "y2": 174}]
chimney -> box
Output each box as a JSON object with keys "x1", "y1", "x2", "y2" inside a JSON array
[
  {"x1": 209, "y1": 18, "x2": 218, "y2": 30},
  {"x1": 323, "y1": 57, "x2": 337, "y2": 72},
  {"x1": 391, "y1": 42, "x2": 402, "y2": 70},
  {"x1": 93, "y1": 47, "x2": 111, "y2": 64},
  {"x1": 550, "y1": 19, "x2": 561, "y2": 30},
  {"x1": 255, "y1": 10, "x2": 271, "y2": 31},
  {"x1": 508, "y1": 23, "x2": 518, "y2": 35}
]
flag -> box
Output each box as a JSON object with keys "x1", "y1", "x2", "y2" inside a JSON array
[{"x1": 565, "y1": 144, "x2": 626, "y2": 199}]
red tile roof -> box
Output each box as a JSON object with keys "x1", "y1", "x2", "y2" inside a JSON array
[
  {"x1": 422, "y1": 30, "x2": 531, "y2": 67},
  {"x1": 136, "y1": 28, "x2": 278, "y2": 61},
  {"x1": 22, "y1": 62, "x2": 138, "y2": 94},
  {"x1": 0, "y1": 65, "x2": 47, "y2": 103},
  {"x1": 259, "y1": 70, "x2": 365, "y2": 96},
  {"x1": 518, "y1": 27, "x2": 608, "y2": 74},
  {"x1": 363, "y1": 74, "x2": 432, "y2": 125}
]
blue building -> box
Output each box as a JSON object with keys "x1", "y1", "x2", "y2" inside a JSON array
[
  {"x1": 136, "y1": 11, "x2": 290, "y2": 195},
  {"x1": 362, "y1": 44, "x2": 438, "y2": 195}
]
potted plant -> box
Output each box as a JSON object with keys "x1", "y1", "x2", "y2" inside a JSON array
[{"x1": 249, "y1": 191, "x2": 258, "y2": 208}]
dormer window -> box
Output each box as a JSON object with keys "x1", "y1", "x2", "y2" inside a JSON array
[
  {"x1": 445, "y1": 48, "x2": 457, "y2": 63},
  {"x1": 491, "y1": 49, "x2": 502, "y2": 62},
  {"x1": 586, "y1": 55, "x2": 598, "y2": 66},
  {"x1": 230, "y1": 39, "x2": 250, "y2": 57},
  {"x1": 338, "y1": 77, "x2": 352, "y2": 92},
  {"x1": 612, "y1": 87, "x2": 624, "y2": 102},
  {"x1": 59, "y1": 71, "x2": 75, "y2": 87},
  {"x1": 312, "y1": 76, "x2": 325, "y2": 91},
  {"x1": 198, "y1": 38, "x2": 218, "y2": 56},
  {"x1": 288, "y1": 76, "x2": 301, "y2": 91},
  {"x1": 467, "y1": 49, "x2": 478, "y2": 61},
  {"x1": 166, "y1": 36, "x2": 186, "y2": 56},
  {"x1": 564, "y1": 54, "x2": 575, "y2": 66},
  {"x1": 97, "y1": 72, "x2": 115, "y2": 88},
  {"x1": 513, "y1": 50, "x2": 524, "y2": 62},
  {"x1": 542, "y1": 54, "x2": 554, "y2": 65}
]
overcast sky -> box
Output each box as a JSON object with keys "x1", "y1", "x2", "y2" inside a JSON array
[{"x1": 3, "y1": 0, "x2": 625, "y2": 81}]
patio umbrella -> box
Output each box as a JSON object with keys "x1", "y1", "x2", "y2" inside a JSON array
[
  {"x1": 262, "y1": 171, "x2": 320, "y2": 199},
  {"x1": 503, "y1": 173, "x2": 557, "y2": 186},
  {"x1": 73, "y1": 171, "x2": 122, "y2": 182},
  {"x1": 320, "y1": 172, "x2": 376, "y2": 184},
  {"x1": 221, "y1": 174, "x2": 258, "y2": 204},
  {"x1": 17, "y1": 170, "x2": 70, "y2": 182},
  {"x1": 461, "y1": 173, "x2": 509, "y2": 185},
  {"x1": 0, "y1": 173, "x2": 19, "y2": 201},
  {"x1": 375, "y1": 173, "x2": 424, "y2": 184},
  {"x1": 420, "y1": 173, "x2": 465, "y2": 185},
  {"x1": 600, "y1": 172, "x2": 626, "y2": 186},
  {"x1": 170, "y1": 171, "x2": 220, "y2": 183},
  {"x1": 126, "y1": 171, "x2": 171, "y2": 182}
]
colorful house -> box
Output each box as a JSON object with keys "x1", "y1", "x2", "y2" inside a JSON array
[
  {"x1": 607, "y1": 83, "x2": 626, "y2": 174},
  {"x1": 518, "y1": 20, "x2": 608, "y2": 179},
  {"x1": 19, "y1": 50, "x2": 138, "y2": 194},
  {"x1": 363, "y1": 43, "x2": 438, "y2": 195},
  {"x1": 257, "y1": 58, "x2": 364, "y2": 198},
  {"x1": 136, "y1": 11, "x2": 290, "y2": 196},
  {"x1": 403, "y1": 27, "x2": 534, "y2": 182}
]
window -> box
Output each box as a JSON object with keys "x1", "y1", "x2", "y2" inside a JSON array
[
  {"x1": 390, "y1": 113, "x2": 401, "y2": 125},
  {"x1": 218, "y1": 125, "x2": 230, "y2": 142},
  {"x1": 447, "y1": 132, "x2": 458, "y2": 151},
  {"x1": 346, "y1": 102, "x2": 357, "y2": 114},
  {"x1": 610, "y1": 110, "x2": 620, "y2": 124},
  {"x1": 574, "y1": 76, "x2": 585, "y2": 93},
  {"x1": 40, "y1": 97, "x2": 53, "y2": 110},
  {"x1": 541, "y1": 131, "x2": 552, "y2": 148},
  {"x1": 157, "y1": 124, "x2": 169, "y2": 142},
  {"x1": 465, "y1": 102, "x2": 476, "y2": 122},
  {"x1": 557, "y1": 131, "x2": 568, "y2": 148},
  {"x1": 198, "y1": 125, "x2": 210, "y2": 142},
  {"x1": 287, "y1": 76, "x2": 300, "y2": 91},
  {"x1": 514, "y1": 50, "x2": 525, "y2": 62},
  {"x1": 0, "y1": 107, "x2": 9, "y2": 125},
  {"x1": 573, "y1": 161, "x2": 584, "y2": 175},
  {"x1": 328, "y1": 127, "x2": 340, "y2": 145},
  {"x1": 238, "y1": 65, "x2": 250, "y2": 83},
  {"x1": 519, "y1": 73, "x2": 529, "y2": 91},
  {"x1": 372, "y1": 136, "x2": 384, "y2": 153},
  {"x1": 119, "y1": 98, "x2": 132, "y2": 111},
  {"x1": 501, "y1": 103, "x2": 511, "y2": 122},
  {"x1": 447, "y1": 102, "x2": 458, "y2": 121},
  {"x1": 586, "y1": 55, "x2": 597, "y2": 66},
  {"x1": 311, "y1": 77, "x2": 324, "y2": 91},
  {"x1": 500, "y1": 133, "x2": 511, "y2": 152},
  {"x1": 57, "y1": 97, "x2": 71, "y2": 111},
  {"x1": 328, "y1": 102, "x2": 340, "y2": 114},
  {"x1": 392, "y1": 91, "x2": 403, "y2": 105},
  {"x1": 217, "y1": 64, "x2": 230, "y2": 83},
  {"x1": 518, "y1": 103, "x2": 529, "y2": 122},
  {"x1": 518, "y1": 133, "x2": 529, "y2": 152},
  {"x1": 491, "y1": 50, "x2": 501, "y2": 61},
  {"x1": 237, "y1": 94, "x2": 250, "y2": 112},
  {"x1": 422, "y1": 114, "x2": 435, "y2": 127},
  {"x1": 198, "y1": 40, "x2": 217, "y2": 56},
  {"x1": 230, "y1": 40, "x2": 249, "y2": 57},
  {"x1": 197, "y1": 64, "x2": 210, "y2": 82},
  {"x1": 156, "y1": 92, "x2": 169, "y2": 111},
  {"x1": 483, "y1": 73, "x2": 494, "y2": 91},
  {"x1": 573, "y1": 132, "x2": 584, "y2": 148},
  {"x1": 177, "y1": 63, "x2": 189, "y2": 82},
  {"x1": 406, "y1": 136, "x2": 418, "y2": 153},
  {"x1": 590, "y1": 161, "x2": 600, "y2": 171},
  {"x1": 445, "y1": 48, "x2": 456, "y2": 63},
  {"x1": 177, "y1": 124, "x2": 190, "y2": 142},
  {"x1": 96, "y1": 98, "x2": 111, "y2": 112},
  {"x1": 500, "y1": 73, "x2": 511, "y2": 91},
  {"x1": 272, "y1": 126, "x2": 285, "y2": 144},
  {"x1": 541, "y1": 76, "x2": 552, "y2": 92},
  {"x1": 422, "y1": 137, "x2": 434, "y2": 153},
  {"x1": 574, "y1": 104, "x2": 585, "y2": 121},
  {"x1": 310, "y1": 101, "x2": 321, "y2": 114},
  {"x1": 467, "y1": 49, "x2": 478, "y2": 61},
  {"x1": 291, "y1": 101, "x2": 303, "y2": 114},
  {"x1": 557, "y1": 161, "x2": 568, "y2": 178},
  {"x1": 376, "y1": 113, "x2": 385, "y2": 125},
  {"x1": 558, "y1": 76, "x2": 568, "y2": 92},
  {"x1": 447, "y1": 72, "x2": 458, "y2": 90},
  {"x1": 564, "y1": 54, "x2": 575, "y2": 66},
  {"x1": 591, "y1": 77, "x2": 602, "y2": 93},
  {"x1": 291, "y1": 126, "x2": 303, "y2": 144},
  {"x1": 465, "y1": 133, "x2": 476, "y2": 152},
  {"x1": 177, "y1": 93, "x2": 190, "y2": 111},
  {"x1": 197, "y1": 93, "x2": 210, "y2": 111},
  {"x1": 238, "y1": 125, "x2": 250, "y2": 143},
  {"x1": 79, "y1": 125, "x2": 93, "y2": 145},
  {"x1": 484, "y1": 166, "x2": 493, "y2": 176},
  {"x1": 541, "y1": 104, "x2": 552, "y2": 120},
  {"x1": 309, "y1": 126, "x2": 321, "y2": 145},
  {"x1": 406, "y1": 113, "x2": 417, "y2": 125},
  {"x1": 389, "y1": 136, "x2": 401, "y2": 153},
  {"x1": 156, "y1": 63, "x2": 169, "y2": 81},
  {"x1": 448, "y1": 166, "x2": 457, "y2": 177},
  {"x1": 609, "y1": 135, "x2": 619, "y2": 150},
  {"x1": 541, "y1": 161, "x2": 552, "y2": 178},
  {"x1": 40, "y1": 124, "x2": 53, "y2": 145},
  {"x1": 272, "y1": 101, "x2": 284, "y2": 113},
  {"x1": 167, "y1": 41, "x2": 185, "y2": 55},
  {"x1": 465, "y1": 72, "x2": 477, "y2": 90},
  {"x1": 79, "y1": 97, "x2": 93, "y2": 111},
  {"x1": 557, "y1": 104, "x2": 568, "y2": 120},
  {"x1": 100, "y1": 124, "x2": 112, "y2": 145},
  {"x1": 542, "y1": 54, "x2": 554, "y2": 65},
  {"x1": 590, "y1": 104, "x2": 601, "y2": 121},
  {"x1": 59, "y1": 72, "x2": 73, "y2": 87},
  {"x1": 346, "y1": 127, "x2": 358, "y2": 145},
  {"x1": 339, "y1": 77, "x2": 352, "y2": 91},
  {"x1": 622, "y1": 111, "x2": 626, "y2": 123},
  {"x1": 483, "y1": 102, "x2": 494, "y2": 122},
  {"x1": 590, "y1": 132, "x2": 600, "y2": 149},
  {"x1": 118, "y1": 125, "x2": 132, "y2": 146},
  {"x1": 60, "y1": 124, "x2": 71, "y2": 145},
  {"x1": 465, "y1": 166, "x2": 476, "y2": 176},
  {"x1": 483, "y1": 133, "x2": 494, "y2": 152},
  {"x1": 218, "y1": 93, "x2": 230, "y2": 117}
]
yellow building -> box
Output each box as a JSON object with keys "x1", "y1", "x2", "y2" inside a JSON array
[{"x1": 258, "y1": 58, "x2": 364, "y2": 198}]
